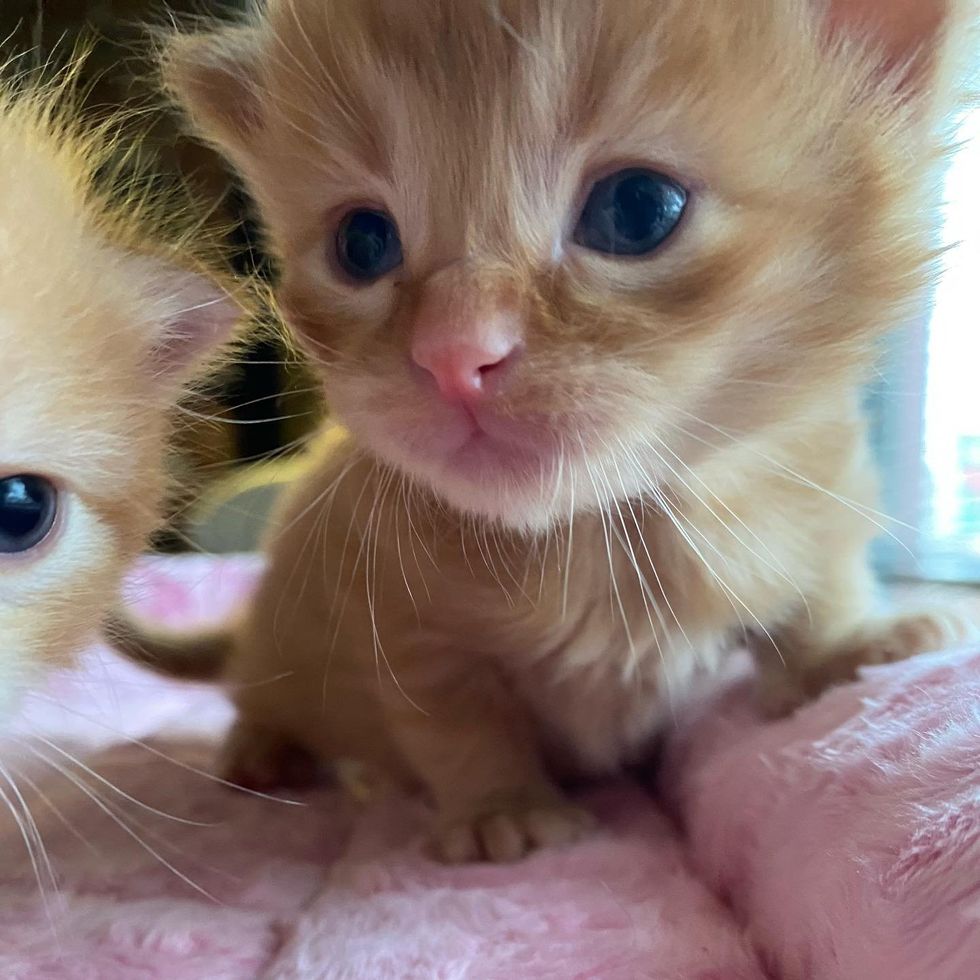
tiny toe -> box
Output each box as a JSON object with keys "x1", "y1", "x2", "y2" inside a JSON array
[
  {"x1": 527, "y1": 806, "x2": 594, "y2": 848},
  {"x1": 480, "y1": 813, "x2": 528, "y2": 863},
  {"x1": 438, "y1": 823, "x2": 481, "y2": 864}
]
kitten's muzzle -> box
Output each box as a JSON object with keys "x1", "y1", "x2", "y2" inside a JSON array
[
  {"x1": 408, "y1": 269, "x2": 524, "y2": 407},
  {"x1": 411, "y1": 316, "x2": 522, "y2": 405}
]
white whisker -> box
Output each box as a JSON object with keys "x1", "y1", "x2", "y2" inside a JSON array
[
  {"x1": 667, "y1": 410, "x2": 917, "y2": 550},
  {"x1": 23, "y1": 698, "x2": 305, "y2": 806},
  {"x1": 363, "y1": 466, "x2": 428, "y2": 714},
  {"x1": 33, "y1": 736, "x2": 216, "y2": 828},
  {"x1": 4, "y1": 754, "x2": 101, "y2": 859},
  {"x1": 579, "y1": 437, "x2": 636, "y2": 661},
  {"x1": 613, "y1": 436, "x2": 695, "y2": 656},
  {"x1": 24, "y1": 745, "x2": 221, "y2": 905},
  {"x1": 646, "y1": 431, "x2": 812, "y2": 626},
  {"x1": 0, "y1": 759, "x2": 60, "y2": 923}
]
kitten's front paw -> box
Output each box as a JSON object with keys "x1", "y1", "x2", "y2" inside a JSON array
[
  {"x1": 858, "y1": 609, "x2": 973, "y2": 663},
  {"x1": 435, "y1": 791, "x2": 594, "y2": 864},
  {"x1": 757, "y1": 609, "x2": 972, "y2": 719}
]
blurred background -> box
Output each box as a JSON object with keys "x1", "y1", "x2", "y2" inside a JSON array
[
  {"x1": 1, "y1": 2, "x2": 977, "y2": 585},
  {"x1": 867, "y1": 101, "x2": 980, "y2": 586}
]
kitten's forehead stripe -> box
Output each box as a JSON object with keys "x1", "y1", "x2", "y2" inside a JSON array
[{"x1": 264, "y1": 0, "x2": 673, "y2": 259}]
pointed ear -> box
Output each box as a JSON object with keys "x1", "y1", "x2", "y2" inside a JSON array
[
  {"x1": 824, "y1": 0, "x2": 958, "y2": 83},
  {"x1": 163, "y1": 27, "x2": 265, "y2": 158},
  {"x1": 132, "y1": 257, "x2": 242, "y2": 383}
]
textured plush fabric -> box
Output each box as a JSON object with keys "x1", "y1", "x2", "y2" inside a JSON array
[
  {"x1": 1, "y1": 555, "x2": 977, "y2": 979},
  {"x1": 663, "y1": 645, "x2": 980, "y2": 980}
]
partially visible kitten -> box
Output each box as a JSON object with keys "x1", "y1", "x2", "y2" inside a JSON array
[
  {"x1": 0, "y1": 76, "x2": 240, "y2": 721},
  {"x1": 113, "y1": 0, "x2": 974, "y2": 861}
]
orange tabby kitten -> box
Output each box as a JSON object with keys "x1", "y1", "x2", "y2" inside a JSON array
[
  {"x1": 113, "y1": 0, "x2": 974, "y2": 861},
  {"x1": 0, "y1": 78, "x2": 240, "y2": 722}
]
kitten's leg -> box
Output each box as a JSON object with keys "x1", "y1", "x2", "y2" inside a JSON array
[
  {"x1": 752, "y1": 553, "x2": 970, "y2": 717},
  {"x1": 382, "y1": 656, "x2": 593, "y2": 863},
  {"x1": 217, "y1": 717, "x2": 320, "y2": 792}
]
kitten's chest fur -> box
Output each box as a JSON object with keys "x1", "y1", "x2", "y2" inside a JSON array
[
  {"x1": 254, "y1": 421, "x2": 869, "y2": 779},
  {"x1": 489, "y1": 583, "x2": 728, "y2": 775},
  {"x1": 411, "y1": 501, "x2": 797, "y2": 775}
]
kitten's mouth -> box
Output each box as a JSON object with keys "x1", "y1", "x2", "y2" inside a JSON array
[
  {"x1": 339, "y1": 383, "x2": 572, "y2": 524},
  {"x1": 444, "y1": 407, "x2": 551, "y2": 478}
]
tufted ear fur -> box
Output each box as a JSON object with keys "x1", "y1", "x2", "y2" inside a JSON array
[
  {"x1": 822, "y1": 0, "x2": 971, "y2": 88},
  {"x1": 828, "y1": 0, "x2": 947, "y2": 53},
  {"x1": 124, "y1": 254, "x2": 241, "y2": 384},
  {"x1": 163, "y1": 26, "x2": 266, "y2": 160}
]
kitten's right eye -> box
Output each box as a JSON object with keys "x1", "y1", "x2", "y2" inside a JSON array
[
  {"x1": 574, "y1": 168, "x2": 687, "y2": 257},
  {"x1": 0, "y1": 475, "x2": 58, "y2": 555},
  {"x1": 335, "y1": 209, "x2": 403, "y2": 282}
]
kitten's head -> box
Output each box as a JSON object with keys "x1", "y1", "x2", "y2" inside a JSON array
[
  {"x1": 0, "y1": 85, "x2": 239, "y2": 717},
  {"x1": 166, "y1": 0, "x2": 967, "y2": 530}
]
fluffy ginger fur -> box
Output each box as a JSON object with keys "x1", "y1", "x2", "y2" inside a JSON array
[
  {"x1": 112, "y1": 0, "x2": 975, "y2": 861},
  {"x1": 0, "y1": 75, "x2": 241, "y2": 721}
]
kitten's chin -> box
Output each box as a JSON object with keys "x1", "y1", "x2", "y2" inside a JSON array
[
  {"x1": 396, "y1": 434, "x2": 567, "y2": 531},
  {"x1": 426, "y1": 459, "x2": 566, "y2": 531}
]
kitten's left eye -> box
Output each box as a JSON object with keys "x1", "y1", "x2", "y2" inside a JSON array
[
  {"x1": 574, "y1": 168, "x2": 687, "y2": 257},
  {"x1": 0, "y1": 475, "x2": 58, "y2": 555},
  {"x1": 335, "y1": 209, "x2": 403, "y2": 282}
]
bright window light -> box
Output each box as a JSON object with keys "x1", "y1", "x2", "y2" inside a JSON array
[
  {"x1": 922, "y1": 106, "x2": 980, "y2": 567},
  {"x1": 869, "y1": 102, "x2": 980, "y2": 584},
  {"x1": 923, "y1": 112, "x2": 980, "y2": 559}
]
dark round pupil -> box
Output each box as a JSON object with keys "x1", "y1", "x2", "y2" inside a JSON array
[
  {"x1": 575, "y1": 168, "x2": 687, "y2": 256},
  {"x1": 0, "y1": 475, "x2": 56, "y2": 554},
  {"x1": 338, "y1": 210, "x2": 401, "y2": 280},
  {"x1": 614, "y1": 173, "x2": 680, "y2": 243}
]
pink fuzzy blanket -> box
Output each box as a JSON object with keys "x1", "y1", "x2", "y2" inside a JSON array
[{"x1": 1, "y1": 556, "x2": 978, "y2": 979}]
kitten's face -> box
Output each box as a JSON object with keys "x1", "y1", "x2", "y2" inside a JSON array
[
  {"x1": 0, "y1": 99, "x2": 237, "y2": 717},
  {"x1": 172, "y1": 0, "x2": 951, "y2": 529}
]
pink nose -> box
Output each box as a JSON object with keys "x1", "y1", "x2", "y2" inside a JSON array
[{"x1": 411, "y1": 312, "x2": 521, "y2": 403}]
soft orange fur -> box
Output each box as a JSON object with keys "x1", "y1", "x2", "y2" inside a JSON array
[
  {"x1": 113, "y1": 0, "x2": 976, "y2": 861},
  {"x1": 0, "y1": 76, "x2": 240, "y2": 721}
]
